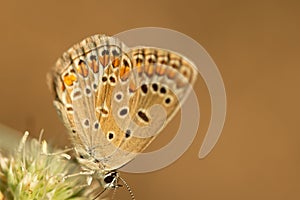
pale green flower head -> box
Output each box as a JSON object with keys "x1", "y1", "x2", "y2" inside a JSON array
[{"x1": 0, "y1": 131, "x2": 91, "y2": 200}]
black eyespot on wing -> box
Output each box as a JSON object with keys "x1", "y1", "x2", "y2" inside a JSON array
[
  {"x1": 78, "y1": 59, "x2": 86, "y2": 65},
  {"x1": 165, "y1": 97, "x2": 171, "y2": 104},
  {"x1": 100, "y1": 108, "x2": 108, "y2": 115},
  {"x1": 86, "y1": 88, "x2": 91, "y2": 94},
  {"x1": 141, "y1": 84, "x2": 148, "y2": 94},
  {"x1": 84, "y1": 119, "x2": 89, "y2": 126},
  {"x1": 160, "y1": 87, "x2": 167, "y2": 94},
  {"x1": 101, "y1": 49, "x2": 109, "y2": 56},
  {"x1": 119, "y1": 108, "x2": 128, "y2": 116},
  {"x1": 108, "y1": 132, "x2": 114, "y2": 140},
  {"x1": 116, "y1": 93, "x2": 122, "y2": 100},
  {"x1": 152, "y1": 83, "x2": 158, "y2": 91},
  {"x1": 123, "y1": 59, "x2": 129, "y2": 67},
  {"x1": 112, "y1": 49, "x2": 120, "y2": 56},
  {"x1": 138, "y1": 111, "x2": 149, "y2": 122},
  {"x1": 125, "y1": 129, "x2": 131, "y2": 138},
  {"x1": 109, "y1": 76, "x2": 116, "y2": 83},
  {"x1": 136, "y1": 57, "x2": 143, "y2": 64},
  {"x1": 90, "y1": 55, "x2": 97, "y2": 61},
  {"x1": 102, "y1": 76, "x2": 108, "y2": 82},
  {"x1": 148, "y1": 55, "x2": 157, "y2": 64},
  {"x1": 93, "y1": 83, "x2": 98, "y2": 90}
]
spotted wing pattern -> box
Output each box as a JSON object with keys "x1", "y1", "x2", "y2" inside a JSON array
[{"x1": 49, "y1": 34, "x2": 197, "y2": 171}]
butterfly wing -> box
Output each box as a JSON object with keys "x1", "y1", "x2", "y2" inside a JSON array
[
  {"x1": 49, "y1": 35, "x2": 197, "y2": 171},
  {"x1": 49, "y1": 35, "x2": 133, "y2": 168}
]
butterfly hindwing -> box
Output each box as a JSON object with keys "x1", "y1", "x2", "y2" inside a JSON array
[{"x1": 99, "y1": 47, "x2": 198, "y2": 169}]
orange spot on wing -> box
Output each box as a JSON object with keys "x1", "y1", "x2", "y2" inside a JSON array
[
  {"x1": 112, "y1": 58, "x2": 120, "y2": 68},
  {"x1": 145, "y1": 64, "x2": 154, "y2": 76},
  {"x1": 129, "y1": 80, "x2": 136, "y2": 92},
  {"x1": 155, "y1": 65, "x2": 166, "y2": 75},
  {"x1": 76, "y1": 63, "x2": 89, "y2": 77},
  {"x1": 167, "y1": 68, "x2": 177, "y2": 79},
  {"x1": 100, "y1": 55, "x2": 109, "y2": 67},
  {"x1": 89, "y1": 60, "x2": 99, "y2": 73},
  {"x1": 63, "y1": 74, "x2": 77, "y2": 86},
  {"x1": 120, "y1": 65, "x2": 131, "y2": 81}
]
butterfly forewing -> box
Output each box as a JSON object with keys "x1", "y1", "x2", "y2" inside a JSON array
[{"x1": 50, "y1": 35, "x2": 131, "y2": 168}]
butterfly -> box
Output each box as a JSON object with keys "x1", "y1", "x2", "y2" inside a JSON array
[{"x1": 48, "y1": 34, "x2": 197, "y2": 198}]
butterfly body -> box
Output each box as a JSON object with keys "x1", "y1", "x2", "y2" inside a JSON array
[{"x1": 49, "y1": 34, "x2": 197, "y2": 191}]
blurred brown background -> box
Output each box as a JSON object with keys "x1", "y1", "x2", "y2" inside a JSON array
[{"x1": 0, "y1": 0, "x2": 299, "y2": 199}]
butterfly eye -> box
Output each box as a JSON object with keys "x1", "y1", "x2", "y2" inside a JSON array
[
  {"x1": 104, "y1": 175, "x2": 115, "y2": 184},
  {"x1": 104, "y1": 175, "x2": 113, "y2": 183},
  {"x1": 104, "y1": 171, "x2": 117, "y2": 184}
]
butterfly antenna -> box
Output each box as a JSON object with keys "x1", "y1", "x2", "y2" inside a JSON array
[{"x1": 119, "y1": 176, "x2": 135, "y2": 200}]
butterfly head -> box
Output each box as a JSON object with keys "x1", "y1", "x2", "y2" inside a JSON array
[{"x1": 100, "y1": 171, "x2": 119, "y2": 189}]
